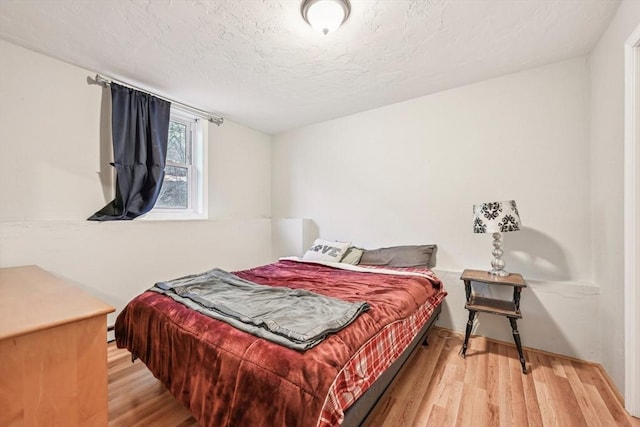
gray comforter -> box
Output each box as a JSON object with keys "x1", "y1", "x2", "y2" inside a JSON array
[{"x1": 151, "y1": 268, "x2": 369, "y2": 350}]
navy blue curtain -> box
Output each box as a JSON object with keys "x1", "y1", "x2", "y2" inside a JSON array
[{"x1": 89, "y1": 83, "x2": 171, "y2": 221}]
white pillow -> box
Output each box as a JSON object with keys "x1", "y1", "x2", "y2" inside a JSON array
[
  {"x1": 341, "y1": 247, "x2": 364, "y2": 265},
  {"x1": 302, "y1": 239, "x2": 351, "y2": 262}
]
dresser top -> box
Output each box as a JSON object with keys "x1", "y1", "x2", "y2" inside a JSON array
[{"x1": 0, "y1": 265, "x2": 114, "y2": 340}]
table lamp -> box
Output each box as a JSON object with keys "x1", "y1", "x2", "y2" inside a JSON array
[{"x1": 473, "y1": 200, "x2": 521, "y2": 276}]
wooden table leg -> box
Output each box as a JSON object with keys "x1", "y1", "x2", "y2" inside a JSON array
[
  {"x1": 509, "y1": 317, "x2": 527, "y2": 373},
  {"x1": 460, "y1": 310, "x2": 476, "y2": 358}
]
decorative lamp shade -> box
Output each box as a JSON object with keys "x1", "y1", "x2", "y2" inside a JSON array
[{"x1": 473, "y1": 200, "x2": 521, "y2": 234}]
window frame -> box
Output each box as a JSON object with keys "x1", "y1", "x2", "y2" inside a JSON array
[{"x1": 142, "y1": 106, "x2": 208, "y2": 221}]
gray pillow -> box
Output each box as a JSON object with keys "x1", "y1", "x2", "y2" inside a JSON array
[{"x1": 360, "y1": 245, "x2": 437, "y2": 268}]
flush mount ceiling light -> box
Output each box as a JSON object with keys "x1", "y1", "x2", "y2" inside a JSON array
[{"x1": 301, "y1": 0, "x2": 351, "y2": 35}]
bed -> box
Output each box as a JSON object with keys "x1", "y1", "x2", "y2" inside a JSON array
[{"x1": 115, "y1": 255, "x2": 446, "y2": 427}]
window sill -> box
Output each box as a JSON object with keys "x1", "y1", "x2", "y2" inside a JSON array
[{"x1": 139, "y1": 210, "x2": 208, "y2": 221}]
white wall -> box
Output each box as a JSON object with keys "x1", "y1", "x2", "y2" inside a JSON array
[
  {"x1": 0, "y1": 40, "x2": 273, "y2": 326},
  {"x1": 209, "y1": 119, "x2": 271, "y2": 219},
  {"x1": 272, "y1": 58, "x2": 601, "y2": 362},
  {"x1": 589, "y1": 0, "x2": 640, "y2": 398}
]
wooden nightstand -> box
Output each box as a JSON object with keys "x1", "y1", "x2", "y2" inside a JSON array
[{"x1": 459, "y1": 268, "x2": 528, "y2": 373}]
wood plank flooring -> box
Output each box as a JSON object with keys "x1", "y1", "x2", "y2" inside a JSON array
[
  {"x1": 107, "y1": 343, "x2": 199, "y2": 427},
  {"x1": 107, "y1": 328, "x2": 639, "y2": 426}
]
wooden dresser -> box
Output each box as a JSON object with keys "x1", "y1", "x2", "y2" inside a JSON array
[{"x1": 0, "y1": 265, "x2": 115, "y2": 426}]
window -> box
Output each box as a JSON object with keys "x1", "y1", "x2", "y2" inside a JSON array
[{"x1": 146, "y1": 107, "x2": 207, "y2": 220}]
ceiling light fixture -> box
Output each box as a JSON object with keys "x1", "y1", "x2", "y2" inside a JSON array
[{"x1": 301, "y1": 0, "x2": 351, "y2": 35}]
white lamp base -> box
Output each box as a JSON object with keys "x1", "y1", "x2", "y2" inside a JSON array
[
  {"x1": 489, "y1": 269, "x2": 510, "y2": 277},
  {"x1": 489, "y1": 232, "x2": 510, "y2": 276}
]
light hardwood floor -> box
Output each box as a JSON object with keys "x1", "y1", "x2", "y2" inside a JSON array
[{"x1": 107, "y1": 328, "x2": 640, "y2": 426}]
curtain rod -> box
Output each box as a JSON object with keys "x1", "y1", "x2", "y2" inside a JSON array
[{"x1": 94, "y1": 74, "x2": 224, "y2": 125}]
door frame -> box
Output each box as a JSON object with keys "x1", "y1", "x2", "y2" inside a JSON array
[{"x1": 624, "y1": 24, "x2": 640, "y2": 417}]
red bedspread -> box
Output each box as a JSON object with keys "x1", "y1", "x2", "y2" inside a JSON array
[{"x1": 115, "y1": 260, "x2": 445, "y2": 427}]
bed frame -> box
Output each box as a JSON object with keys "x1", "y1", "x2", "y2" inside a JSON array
[{"x1": 342, "y1": 303, "x2": 442, "y2": 426}]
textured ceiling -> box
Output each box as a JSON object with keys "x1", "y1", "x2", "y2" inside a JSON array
[{"x1": 0, "y1": 0, "x2": 621, "y2": 134}]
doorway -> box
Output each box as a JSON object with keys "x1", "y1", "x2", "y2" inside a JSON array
[{"x1": 624, "y1": 24, "x2": 640, "y2": 418}]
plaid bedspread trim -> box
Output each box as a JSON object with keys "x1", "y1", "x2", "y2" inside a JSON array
[{"x1": 317, "y1": 289, "x2": 447, "y2": 427}]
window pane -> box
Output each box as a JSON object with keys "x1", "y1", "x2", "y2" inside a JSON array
[
  {"x1": 167, "y1": 121, "x2": 187, "y2": 164},
  {"x1": 156, "y1": 166, "x2": 188, "y2": 209}
]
